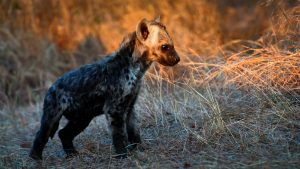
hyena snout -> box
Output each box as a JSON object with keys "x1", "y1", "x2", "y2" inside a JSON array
[
  {"x1": 172, "y1": 52, "x2": 180, "y2": 65},
  {"x1": 167, "y1": 54, "x2": 180, "y2": 66},
  {"x1": 160, "y1": 49, "x2": 180, "y2": 66}
]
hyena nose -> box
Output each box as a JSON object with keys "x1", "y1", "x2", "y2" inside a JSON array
[{"x1": 175, "y1": 55, "x2": 180, "y2": 63}]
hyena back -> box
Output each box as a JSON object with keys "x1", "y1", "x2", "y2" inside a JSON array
[{"x1": 29, "y1": 18, "x2": 180, "y2": 160}]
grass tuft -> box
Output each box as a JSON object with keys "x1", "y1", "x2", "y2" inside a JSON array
[{"x1": 1, "y1": 0, "x2": 300, "y2": 168}]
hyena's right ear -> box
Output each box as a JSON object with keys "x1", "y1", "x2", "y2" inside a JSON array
[{"x1": 136, "y1": 18, "x2": 149, "y2": 41}]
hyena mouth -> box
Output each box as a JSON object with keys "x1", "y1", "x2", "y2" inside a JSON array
[
  {"x1": 173, "y1": 56, "x2": 180, "y2": 65},
  {"x1": 152, "y1": 51, "x2": 180, "y2": 66},
  {"x1": 158, "y1": 58, "x2": 180, "y2": 66},
  {"x1": 165, "y1": 55, "x2": 180, "y2": 66}
]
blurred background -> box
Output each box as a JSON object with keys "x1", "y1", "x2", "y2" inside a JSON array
[
  {"x1": 0, "y1": 1, "x2": 300, "y2": 168},
  {"x1": 0, "y1": 0, "x2": 299, "y2": 105}
]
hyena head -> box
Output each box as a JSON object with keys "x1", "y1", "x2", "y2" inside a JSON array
[{"x1": 136, "y1": 18, "x2": 180, "y2": 66}]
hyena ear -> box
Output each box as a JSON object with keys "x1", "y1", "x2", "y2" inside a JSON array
[
  {"x1": 154, "y1": 16, "x2": 161, "y2": 23},
  {"x1": 136, "y1": 18, "x2": 149, "y2": 41}
]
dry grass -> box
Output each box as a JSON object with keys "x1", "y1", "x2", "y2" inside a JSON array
[{"x1": 0, "y1": 0, "x2": 300, "y2": 168}]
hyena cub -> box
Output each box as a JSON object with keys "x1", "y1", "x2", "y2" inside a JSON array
[{"x1": 29, "y1": 18, "x2": 180, "y2": 160}]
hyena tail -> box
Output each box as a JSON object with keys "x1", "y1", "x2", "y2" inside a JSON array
[
  {"x1": 43, "y1": 92, "x2": 63, "y2": 139},
  {"x1": 30, "y1": 109, "x2": 63, "y2": 160},
  {"x1": 30, "y1": 90, "x2": 63, "y2": 160},
  {"x1": 49, "y1": 121, "x2": 60, "y2": 139}
]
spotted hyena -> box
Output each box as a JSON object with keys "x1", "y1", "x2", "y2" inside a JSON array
[{"x1": 29, "y1": 18, "x2": 180, "y2": 160}]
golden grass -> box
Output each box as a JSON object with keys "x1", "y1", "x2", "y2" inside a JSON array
[{"x1": 0, "y1": 0, "x2": 299, "y2": 168}]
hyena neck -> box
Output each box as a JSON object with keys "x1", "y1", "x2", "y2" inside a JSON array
[{"x1": 117, "y1": 32, "x2": 152, "y2": 78}]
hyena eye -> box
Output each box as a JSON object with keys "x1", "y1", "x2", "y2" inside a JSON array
[{"x1": 161, "y1": 44, "x2": 170, "y2": 51}]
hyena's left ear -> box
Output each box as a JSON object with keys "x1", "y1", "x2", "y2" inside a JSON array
[
  {"x1": 136, "y1": 18, "x2": 149, "y2": 41},
  {"x1": 154, "y1": 16, "x2": 161, "y2": 23}
]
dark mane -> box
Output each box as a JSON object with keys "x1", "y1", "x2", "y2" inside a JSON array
[
  {"x1": 118, "y1": 32, "x2": 137, "y2": 57},
  {"x1": 150, "y1": 21, "x2": 166, "y2": 30}
]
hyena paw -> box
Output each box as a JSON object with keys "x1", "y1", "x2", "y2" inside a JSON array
[
  {"x1": 29, "y1": 149, "x2": 42, "y2": 160},
  {"x1": 127, "y1": 142, "x2": 140, "y2": 151},
  {"x1": 115, "y1": 152, "x2": 128, "y2": 159},
  {"x1": 131, "y1": 135, "x2": 141, "y2": 144},
  {"x1": 65, "y1": 149, "x2": 79, "y2": 158},
  {"x1": 114, "y1": 146, "x2": 128, "y2": 159}
]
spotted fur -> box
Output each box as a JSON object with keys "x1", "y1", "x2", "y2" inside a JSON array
[{"x1": 29, "y1": 18, "x2": 180, "y2": 160}]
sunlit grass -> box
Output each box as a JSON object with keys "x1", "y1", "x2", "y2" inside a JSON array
[{"x1": 0, "y1": 0, "x2": 299, "y2": 168}]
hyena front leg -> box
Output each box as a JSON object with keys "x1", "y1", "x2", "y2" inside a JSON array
[
  {"x1": 126, "y1": 108, "x2": 141, "y2": 149},
  {"x1": 126, "y1": 96, "x2": 141, "y2": 148},
  {"x1": 107, "y1": 113, "x2": 128, "y2": 158},
  {"x1": 105, "y1": 100, "x2": 129, "y2": 158}
]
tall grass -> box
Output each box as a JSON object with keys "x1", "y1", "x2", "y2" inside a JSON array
[{"x1": 0, "y1": 0, "x2": 299, "y2": 168}]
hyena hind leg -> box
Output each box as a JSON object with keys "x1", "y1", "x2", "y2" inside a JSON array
[
  {"x1": 58, "y1": 117, "x2": 93, "y2": 158},
  {"x1": 29, "y1": 114, "x2": 60, "y2": 160}
]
